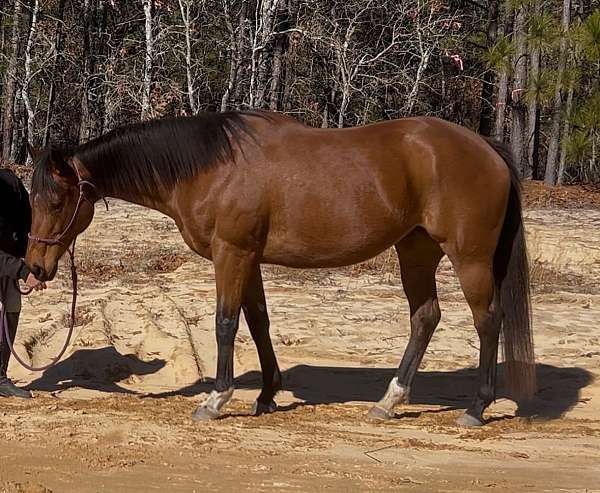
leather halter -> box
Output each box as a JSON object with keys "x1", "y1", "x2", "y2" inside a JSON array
[{"x1": 28, "y1": 161, "x2": 109, "y2": 247}]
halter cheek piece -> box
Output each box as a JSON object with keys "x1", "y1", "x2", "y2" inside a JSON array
[{"x1": 28, "y1": 162, "x2": 109, "y2": 247}]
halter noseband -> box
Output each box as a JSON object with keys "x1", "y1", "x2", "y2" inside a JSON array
[{"x1": 28, "y1": 161, "x2": 109, "y2": 247}]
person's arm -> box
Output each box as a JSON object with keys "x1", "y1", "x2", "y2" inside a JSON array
[
  {"x1": 0, "y1": 249, "x2": 44, "y2": 290},
  {"x1": 16, "y1": 178, "x2": 31, "y2": 257},
  {"x1": 0, "y1": 249, "x2": 30, "y2": 281}
]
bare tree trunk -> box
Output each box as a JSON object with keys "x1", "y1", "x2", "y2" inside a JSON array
[
  {"x1": 43, "y1": 0, "x2": 67, "y2": 147},
  {"x1": 221, "y1": 0, "x2": 248, "y2": 111},
  {"x1": 478, "y1": 0, "x2": 499, "y2": 136},
  {"x1": 406, "y1": 51, "x2": 430, "y2": 116},
  {"x1": 23, "y1": 0, "x2": 40, "y2": 154},
  {"x1": 249, "y1": 0, "x2": 280, "y2": 108},
  {"x1": 0, "y1": 0, "x2": 6, "y2": 54},
  {"x1": 406, "y1": 9, "x2": 431, "y2": 117},
  {"x1": 338, "y1": 85, "x2": 350, "y2": 128},
  {"x1": 10, "y1": 99, "x2": 24, "y2": 161},
  {"x1": 591, "y1": 134, "x2": 597, "y2": 182},
  {"x1": 545, "y1": 0, "x2": 571, "y2": 185},
  {"x1": 493, "y1": 2, "x2": 514, "y2": 140},
  {"x1": 268, "y1": 0, "x2": 288, "y2": 111},
  {"x1": 526, "y1": 1, "x2": 541, "y2": 179},
  {"x1": 79, "y1": 0, "x2": 107, "y2": 142},
  {"x1": 269, "y1": 39, "x2": 284, "y2": 111},
  {"x1": 321, "y1": 84, "x2": 336, "y2": 128},
  {"x1": 141, "y1": 0, "x2": 154, "y2": 120},
  {"x1": 510, "y1": 5, "x2": 528, "y2": 176},
  {"x1": 79, "y1": 0, "x2": 93, "y2": 142},
  {"x1": 178, "y1": 0, "x2": 197, "y2": 114},
  {"x1": 2, "y1": 0, "x2": 22, "y2": 161},
  {"x1": 103, "y1": 50, "x2": 118, "y2": 133},
  {"x1": 493, "y1": 72, "x2": 509, "y2": 139},
  {"x1": 557, "y1": 82, "x2": 574, "y2": 185}
]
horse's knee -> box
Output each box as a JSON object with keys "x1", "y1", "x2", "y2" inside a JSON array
[{"x1": 411, "y1": 298, "x2": 441, "y2": 336}]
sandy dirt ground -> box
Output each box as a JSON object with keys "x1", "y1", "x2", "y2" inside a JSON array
[{"x1": 1, "y1": 200, "x2": 599, "y2": 492}]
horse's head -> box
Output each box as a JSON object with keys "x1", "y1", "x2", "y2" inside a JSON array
[{"x1": 27, "y1": 147, "x2": 96, "y2": 282}]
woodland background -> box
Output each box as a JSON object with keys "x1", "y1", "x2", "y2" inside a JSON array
[{"x1": 0, "y1": 0, "x2": 598, "y2": 184}]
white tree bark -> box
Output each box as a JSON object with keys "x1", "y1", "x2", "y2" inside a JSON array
[
  {"x1": 405, "y1": 3, "x2": 435, "y2": 116},
  {"x1": 406, "y1": 50, "x2": 431, "y2": 116},
  {"x1": 141, "y1": 0, "x2": 154, "y2": 120},
  {"x1": 493, "y1": 2, "x2": 513, "y2": 140},
  {"x1": 249, "y1": 0, "x2": 280, "y2": 108},
  {"x1": 177, "y1": 0, "x2": 197, "y2": 114},
  {"x1": 23, "y1": 0, "x2": 40, "y2": 156}
]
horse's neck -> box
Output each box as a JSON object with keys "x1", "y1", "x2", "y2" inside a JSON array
[
  {"x1": 84, "y1": 172, "x2": 174, "y2": 218},
  {"x1": 104, "y1": 189, "x2": 174, "y2": 218},
  {"x1": 80, "y1": 158, "x2": 176, "y2": 219}
]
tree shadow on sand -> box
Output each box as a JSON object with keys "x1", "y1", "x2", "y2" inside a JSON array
[
  {"x1": 150, "y1": 362, "x2": 594, "y2": 420},
  {"x1": 26, "y1": 346, "x2": 166, "y2": 395}
]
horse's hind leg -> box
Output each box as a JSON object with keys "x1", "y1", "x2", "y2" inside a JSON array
[
  {"x1": 368, "y1": 229, "x2": 443, "y2": 420},
  {"x1": 242, "y1": 265, "x2": 282, "y2": 415},
  {"x1": 451, "y1": 257, "x2": 502, "y2": 427}
]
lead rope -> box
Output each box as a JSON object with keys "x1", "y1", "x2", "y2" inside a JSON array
[{"x1": 0, "y1": 238, "x2": 78, "y2": 372}]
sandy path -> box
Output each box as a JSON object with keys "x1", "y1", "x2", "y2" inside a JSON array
[{"x1": 1, "y1": 202, "x2": 599, "y2": 492}]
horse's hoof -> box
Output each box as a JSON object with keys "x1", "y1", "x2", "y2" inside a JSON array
[
  {"x1": 191, "y1": 405, "x2": 220, "y2": 422},
  {"x1": 251, "y1": 399, "x2": 277, "y2": 416},
  {"x1": 367, "y1": 405, "x2": 394, "y2": 421},
  {"x1": 456, "y1": 413, "x2": 485, "y2": 428}
]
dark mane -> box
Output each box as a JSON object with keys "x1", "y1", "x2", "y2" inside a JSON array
[
  {"x1": 32, "y1": 148, "x2": 62, "y2": 200},
  {"x1": 33, "y1": 111, "x2": 256, "y2": 199}
]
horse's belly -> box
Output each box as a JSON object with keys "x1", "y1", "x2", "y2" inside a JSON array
[{"x1": 261, "y1": 219, "x2": 410, "y2": 268}]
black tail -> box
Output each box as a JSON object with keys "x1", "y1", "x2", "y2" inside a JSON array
[{"x1": 484, "y1": 137, "x2": 536, "y2": 401}]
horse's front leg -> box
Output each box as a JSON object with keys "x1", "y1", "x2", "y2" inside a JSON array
[
  {"x1": 192, "y1": 242, "x2": 256, "y2": 421},
  {"x1": 243, "y1": 265, "x2": 282, "y2": 416}
]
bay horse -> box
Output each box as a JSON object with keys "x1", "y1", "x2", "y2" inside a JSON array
[{"x1": 26, "y1": 111, "x2": 535, "y2": 426}]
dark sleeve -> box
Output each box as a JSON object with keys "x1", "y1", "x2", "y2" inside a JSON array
[
  {"x1": 16, "y1": 179, "x2": 32, "y2": 257},
  {"x1": 0, "y1": 249, "x2": 30, "y2": 280}
]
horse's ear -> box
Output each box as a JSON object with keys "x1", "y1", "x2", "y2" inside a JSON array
[
  {"x1": 27, "y1": 143, "x2": 41, "y2": 163},
  {"x1": 48, "y1": 148, "x2": 77, "y2": 183}
]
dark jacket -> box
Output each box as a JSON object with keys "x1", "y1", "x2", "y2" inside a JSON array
[{"x1": 0, "y1": 169, "x2": 31, "y2": 281}]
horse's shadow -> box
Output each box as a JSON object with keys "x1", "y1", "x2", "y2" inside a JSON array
[
  {"x1": 27, "y1": 350, "x2": 594, "y2": 420},
  {"x1": 150, "y1": 362, "x2": 594, "y2": 420},
  {"x1": 26, "y1": 346, "x2": 166, "y2": 395}
]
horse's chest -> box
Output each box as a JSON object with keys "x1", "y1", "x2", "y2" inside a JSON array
[{"x1": 176, "y1": 218, "x2": 214, "y2": 261}]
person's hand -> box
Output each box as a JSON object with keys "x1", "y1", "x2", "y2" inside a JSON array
[{"x1": 25, "y1": 273, "x2": 47, "y2": 291}]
